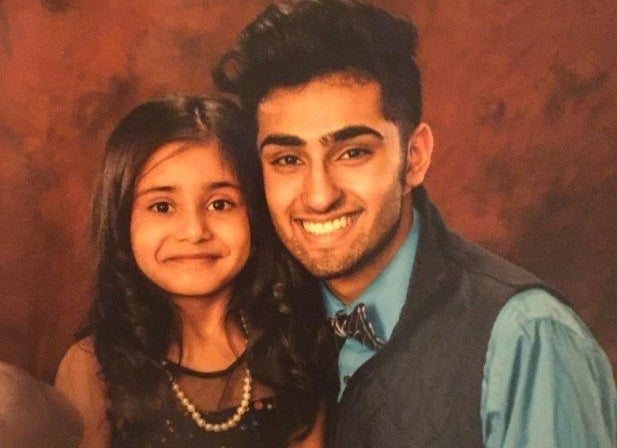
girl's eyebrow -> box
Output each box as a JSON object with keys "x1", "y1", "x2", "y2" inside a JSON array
[
  {"x1": 135, "y1": 181, "x2": 242, "y2": 198},
  {"x1": 135, "y1": 185, "x2": 175, "y2": 198},
  {"x1": 207, "y1": 181, "x2": 242, "y2": 191}
]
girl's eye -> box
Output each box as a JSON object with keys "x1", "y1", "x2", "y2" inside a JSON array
[
  {"x1": 273, "y1": 154, "x2": 302, "y2": 166},
  {"x1": 149, "y1": 202, "x2": 174, "y2": 213},
  {"x1": 207, "y1": 199, "x2": 233, "y2": 211}
]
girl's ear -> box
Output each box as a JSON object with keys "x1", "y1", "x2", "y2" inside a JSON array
[{"x1": 403, "y1": 123, "x2": 433, "y2": 193}]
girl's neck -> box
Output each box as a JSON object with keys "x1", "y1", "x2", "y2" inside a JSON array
[{"x1": 170, "y1": 290, "x2": 246, "y2": 372}]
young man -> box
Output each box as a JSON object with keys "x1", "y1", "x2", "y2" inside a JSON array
[{"x1": 213, "y1": 1, "x2": 617, "y2": 446}]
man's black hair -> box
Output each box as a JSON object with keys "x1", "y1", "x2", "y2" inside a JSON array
[{"x1": 213, "y1": 0, "x2": 423, "y2": 142}]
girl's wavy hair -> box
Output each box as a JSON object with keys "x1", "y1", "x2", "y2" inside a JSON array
[{"x1": 81, "y1": 95, "x2": 336, "y2": 437}]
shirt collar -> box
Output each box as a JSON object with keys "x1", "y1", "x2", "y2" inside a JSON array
[{"x1": 322, "y1": 208, "x2": 421, "y2": 342}]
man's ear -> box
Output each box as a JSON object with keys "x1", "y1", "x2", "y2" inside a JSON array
[{"x1": 403, "y1": 123, "x2": 433, "y2": 192}]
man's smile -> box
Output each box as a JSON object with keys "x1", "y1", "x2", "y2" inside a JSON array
[{"x1": 296, "y1": 212, "x2": 361, "y2": 237}]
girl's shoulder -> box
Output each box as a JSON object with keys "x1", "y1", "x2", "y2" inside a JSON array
[{"x1": 56, "y1": 337, "x2": 100, "y2": 386}]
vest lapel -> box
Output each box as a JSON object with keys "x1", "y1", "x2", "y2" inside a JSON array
[{"x1": 390, "y1": 186, "x2": 460, "y2": 342}]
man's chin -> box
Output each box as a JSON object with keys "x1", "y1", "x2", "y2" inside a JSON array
[
  {"x1": 297, "y1": 253, "x2": 359, "y2": 280},
  {"x1": 283, "y1": 237, "x2": 366, "y2": 279}
]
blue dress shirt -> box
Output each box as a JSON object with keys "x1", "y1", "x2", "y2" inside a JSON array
[
  {"x1": 322, "y1": 209, "x2": 420, "y2": 398},
  {"x1": 322, "y1": 209, "x2": 617, "y2": 446},
  {"x1": 482, "y1": 288, "x2": 617, "y2": 447}
]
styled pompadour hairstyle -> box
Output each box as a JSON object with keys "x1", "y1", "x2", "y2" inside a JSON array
[{"x1": 213, "y1": 0, "x2": 423, "y2": 141}]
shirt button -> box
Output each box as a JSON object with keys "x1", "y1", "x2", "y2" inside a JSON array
[{"x1": 343, "y1": 375, "x2": 351, "y2": 384}]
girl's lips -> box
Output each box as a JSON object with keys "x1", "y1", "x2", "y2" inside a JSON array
[{"x1": 164, "y1": 253, "x2": 221, "y2": 262}]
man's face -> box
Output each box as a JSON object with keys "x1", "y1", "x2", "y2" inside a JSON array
[{"x1": 257, "y1": 73, "x2": 421, "y2": 291}]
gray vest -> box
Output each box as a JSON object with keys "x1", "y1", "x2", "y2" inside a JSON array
[{"x1": 328, "y1": 187, "x2": 554, "y2": 447}]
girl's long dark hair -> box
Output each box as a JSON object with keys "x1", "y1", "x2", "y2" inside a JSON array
[{"x1": 80, "y1": 95, "x2": 336, "y2": 438}]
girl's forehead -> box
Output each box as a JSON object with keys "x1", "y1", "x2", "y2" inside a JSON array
[{"x1": 137, "y1": 139, "x2": 235, "y2": 182}]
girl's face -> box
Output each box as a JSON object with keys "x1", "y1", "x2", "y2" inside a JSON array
[{"x1": 130, "y1": 141, "x2": 251, "y2": 302}]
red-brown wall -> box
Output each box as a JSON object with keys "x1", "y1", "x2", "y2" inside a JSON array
[{"x1": 1, "y1": 0, "x2": 615, "y2": 382}]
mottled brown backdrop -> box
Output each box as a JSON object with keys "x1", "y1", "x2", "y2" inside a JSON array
[{"x1": 1, "y1": 0, "x2": 615, "y2": 382}]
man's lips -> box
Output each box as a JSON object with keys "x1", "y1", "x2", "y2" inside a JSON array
[{"x1": 297, "y1": 212, "x2": 360, "y2": 236}]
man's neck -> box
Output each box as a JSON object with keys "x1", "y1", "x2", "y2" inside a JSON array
[{"x1": 326, "y1": 200, "x2": 414, "y2": 305}]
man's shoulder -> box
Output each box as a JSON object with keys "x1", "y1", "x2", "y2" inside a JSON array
[
  {"x1": 493, "y1": 288, "x2": 592, "y2": 343},
  {"x1": 414, "y1": 189, "x2": 560, "y2": 309},
  {"x1": 428, "y1": 229, "x2": 568, "y2": 315},
  {"x1": 446, "y1": 231, "x2": 542, "y2": 289},
  {"x1": 414, "y1": 188, "x2": 542, "y2": 290}
]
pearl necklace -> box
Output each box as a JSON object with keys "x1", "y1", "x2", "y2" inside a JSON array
[
  {"x1": 167, "y1": 366, "x2": 252, "y2": 432},
  {"x1": 165, "y1": 315, "x2": 252, "y2": 432}
]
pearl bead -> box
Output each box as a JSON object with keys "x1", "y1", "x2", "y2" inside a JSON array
[
  {"x1": 167, "y1": 366, "x2": 252, "y2": 432},
  {"x1": 164, "y1": 313, "x2": 253, "y2": 432}
]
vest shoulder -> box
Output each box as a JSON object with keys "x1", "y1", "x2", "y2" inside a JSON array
[{"x1": 447, "y1": 231, "x2": 541, "y2": 288}]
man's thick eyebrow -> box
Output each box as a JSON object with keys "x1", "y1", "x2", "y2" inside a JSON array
[
  {"x1": 259, "y1": 126, "x2": 383, "y2": 151},
  {"x1": 259, "y1": 134, "x2": 305, "y2": 152},
  {"x1": 324, "y1": 125, "x2": 383, "y2": 144}
]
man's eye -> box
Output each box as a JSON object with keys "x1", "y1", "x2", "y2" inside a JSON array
[
  {"x1": 340, "y1": 148, "x2": 370, "y2": 160},
  {"x1": 207, "y1": 199, "x2": 232, "y2": 211},
  {"x1": 273, "y1": 154, "x2": 301, "y2": 166},
  {"x1": 149, "y1": 202, "x2": 173, "y2": 213}
]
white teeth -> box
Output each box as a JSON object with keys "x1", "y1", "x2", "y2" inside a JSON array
[{"x1": 302, "y1": 216, "x2": 351, "y2": 235}]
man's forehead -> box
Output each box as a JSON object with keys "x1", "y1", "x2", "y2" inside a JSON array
[
  {"x1": 256, "y1": 75, "x2": 386, "y2": 141},
  {"x1": 259, "y1": 71, "x2": 380, "y2": 105}
]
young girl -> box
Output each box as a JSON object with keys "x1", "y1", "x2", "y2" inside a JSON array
[{"x1": 55, "y1": 96, "x2": 335, "y2": 448}]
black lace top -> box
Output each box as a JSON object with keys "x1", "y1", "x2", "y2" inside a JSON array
[{"x1": 111, "y1": 356, "x2": 289, "y2": 448}]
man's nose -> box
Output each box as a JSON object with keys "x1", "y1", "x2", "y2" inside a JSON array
[{"x1": 301, "y1": 163, "x2": 343, "y2": 213}]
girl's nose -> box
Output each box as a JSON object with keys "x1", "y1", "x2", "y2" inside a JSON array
[{"x1": 178, "y1": 209, "x2": 212, "y2": 243}]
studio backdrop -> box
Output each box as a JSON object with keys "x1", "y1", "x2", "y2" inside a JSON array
[{"x1": 0, "y1": 0, "x2": 615, "y2": 382}]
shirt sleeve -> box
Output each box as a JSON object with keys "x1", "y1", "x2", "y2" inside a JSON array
[{"x1": 481, "y1": 289, "x2": 617, "y2": 448}]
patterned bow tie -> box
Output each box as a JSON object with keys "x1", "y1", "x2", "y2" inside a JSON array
[{"x1": 330, "y1": 303, "x2": 386, "y2": 351}]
